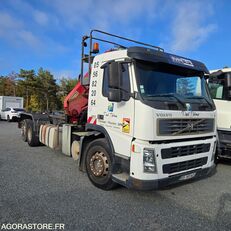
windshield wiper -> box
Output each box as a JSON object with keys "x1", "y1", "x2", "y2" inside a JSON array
[
  {"x1": 186, "y1": 96, "x2": 214, "y2": 108},
  {"x1": 145, "y1": 93, "x2": 187, "y2": 109}
]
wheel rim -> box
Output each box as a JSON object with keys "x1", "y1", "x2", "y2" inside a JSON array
[
  {"x1": 27, "y1": 128, "x2": 32, "y2": 142},
  {"x1": 89, "y1": 152, "x2": 109, "y2": 177}
]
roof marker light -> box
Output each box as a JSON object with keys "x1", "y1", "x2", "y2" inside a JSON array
[{"x1": 92, "y1": 42, "x2": 99, "y2": 54}]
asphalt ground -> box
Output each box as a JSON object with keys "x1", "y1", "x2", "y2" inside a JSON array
[{"x1": 0, "y1": 121, "x2": 231, "y2": 231}]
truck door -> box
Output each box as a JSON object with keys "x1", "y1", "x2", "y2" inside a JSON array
[
  {"x1": 208, "y1": 76, "x2": 231, "y2": 129},
  {"x1": 89, "y1": 61, "x2": 135, "y2": 158}
]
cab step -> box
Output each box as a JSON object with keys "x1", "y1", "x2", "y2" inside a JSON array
[{"x1": 112, "y1": 172, "x2": 129, "y2": 186}]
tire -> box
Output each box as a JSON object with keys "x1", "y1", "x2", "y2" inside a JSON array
[
  {"x1": 26, "y1": 119, "x2": 40, "y2": 147},
  {"x1": 214, "y1": 147, "x2": 220, "y2": 165},
  {"x1": 21, "y1": 120, "x2": 28, "y2": 142},
  {"x1": 85, "y1": 138, "x2": 117, "y2": 190},
  {"x1": 7, "y1": 115, "x2": 11, "y2": 122}
]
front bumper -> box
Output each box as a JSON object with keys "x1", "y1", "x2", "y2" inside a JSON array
[{"x1": 126, "y1": 164, "x2": 216, "y2": 190}]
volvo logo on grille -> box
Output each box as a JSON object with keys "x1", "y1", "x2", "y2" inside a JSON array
[{"x1": 186, "y1": 122, "x2": 194, "y2": 131}]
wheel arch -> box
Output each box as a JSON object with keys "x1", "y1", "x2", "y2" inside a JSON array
[
  {"x1": 86, "y1": 124, "x2": 115, "y2": 152},
  {"x1": 79, "y1": 124, "x2": 115, "y2": 172},
  {"x1": 18, "y1": 113, "x2": 33, "y2": 128},
  {"x1": 18, "y1": 113, "x2": 50, "y2": 132}
]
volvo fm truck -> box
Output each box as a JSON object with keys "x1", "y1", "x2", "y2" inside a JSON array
[{"x1": 18, "y1": 30, "x2": 216, "y2": 190}]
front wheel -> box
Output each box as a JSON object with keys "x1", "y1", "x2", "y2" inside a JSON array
[{"x1": 85, "y1": 138, "x2": 117, "y2": 190}]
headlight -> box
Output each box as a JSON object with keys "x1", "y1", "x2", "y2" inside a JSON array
[{"x1": 143, "y1": 149, "x2": 156, "y2": 173}]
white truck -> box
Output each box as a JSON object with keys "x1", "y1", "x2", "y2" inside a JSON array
[
  {"x1": 0, "y1": 96, "x2": 24, "y2": 110},
  {"x1": 0, "y1": 96, "x2": 24, "y2": 121},
  {"x1": 18, "y1": 30, "x2": 216, "y2": 190},
  {"x1": 208, "y1": 68, "x2": 231, "y2": 159}
]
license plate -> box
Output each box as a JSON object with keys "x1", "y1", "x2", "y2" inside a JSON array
[{"x1": 179, "y1": 172, "x2": 196, "y2": 181}]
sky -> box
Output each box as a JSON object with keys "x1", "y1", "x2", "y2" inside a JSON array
[{"x1": 0, "y1": 0, "x2": 231, "y2": 80}]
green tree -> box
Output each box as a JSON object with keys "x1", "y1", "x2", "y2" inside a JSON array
[
  {"x1": 0, "y1": 73, "x2": 17, "y2": 96},
  {"x1": 30, "y1": 94, "x2": 40, "y2": 112},
  {"x1": 0, "y1": 76, "x2": 6, "y2": 95},
  {"x1": 1, "y1": 68, "x2": 78, "y2": 112},
  {"x1": 59, "y1": 78, "x2": 78, "y2": 94},
  {"x1": 37, "y1": 68, "x2": 58, "y2": 112},
  {"x1": 18, "y1": 69, "x2": 37, "y2": 110},
  {"x1": 58, "y1": 77, "x2": 78, "y2": 107}
]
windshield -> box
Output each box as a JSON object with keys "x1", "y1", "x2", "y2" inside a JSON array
[{"x1": 136, "y1": 61, "x2": 214, "y2": 111}]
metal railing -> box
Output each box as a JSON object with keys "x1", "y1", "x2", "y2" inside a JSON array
[{"x1": 80, "y1": 29, "x2": 164, "y2": 86}]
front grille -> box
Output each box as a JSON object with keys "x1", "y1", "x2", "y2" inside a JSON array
[
  {"x1": 218, "y1": 130, "x2": 231, "y2": 143},
  {"x1": 161, "y1": 143, "x2": 210, "y2": 159},
  {"x1": 158, "y1": 118, "x2": 214, "y2": 136},
  {"x1": 162, "y1": 157, "x2": 208, "y2": 174}
]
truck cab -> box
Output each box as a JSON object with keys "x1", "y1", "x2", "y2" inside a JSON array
[
  {"x1": 208, "y1": 68, "x2": 231, "y2": 158},
  {"x1": 19, "y1": 30, "x2": 217, "y2": 190},
  {"x1": 82, "y1": 30, "x2": 216, "y2": 189}
]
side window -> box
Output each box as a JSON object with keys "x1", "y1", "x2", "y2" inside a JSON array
[
  {"x1": 208, "y1": 82, "x2": 224, "y2": 99},
  {"x1": 102, "y1": 63, "x2": 130, "y2": 100},
  {"x1": 102, "y1": 66, "x2": 109, "y2": 97},
  {"x1": 208, "y1": 77, "x2": 227, "y2": 100}
]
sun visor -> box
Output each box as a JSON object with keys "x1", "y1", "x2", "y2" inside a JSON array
[{"x1": 127, "y1": 46, "x2": 209, "y2": 74}]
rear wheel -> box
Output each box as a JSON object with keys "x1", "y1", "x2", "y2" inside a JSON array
[
  {"x1": 27, "y1": 120, "x2": 40, "y2": 147},
  {"x1": 21, "y1": 120, "x2": 28, "y2": 142},
  {"x1": 85, "y1": 138, "x2": 117, "y2": 190}
]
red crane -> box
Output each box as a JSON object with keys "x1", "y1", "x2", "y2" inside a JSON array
[{"x1": 63, "y1": 72, "x2": 89, "y2": 124}]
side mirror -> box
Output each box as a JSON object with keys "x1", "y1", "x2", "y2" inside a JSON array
[
  {"x1": 107, "y1": 62, "x2": 123, "y2": 102},
  {"x1": 108, "y1": 62, "x2": 122, "y2": 89},
  {"x1": 108, "y1": 88, "x2": 122, "y2": 102}
]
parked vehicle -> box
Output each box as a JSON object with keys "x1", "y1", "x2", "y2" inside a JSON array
[
  {"x1": 18, "y1": 30, "x2": 216, "y2": 190},
  {"x1": 0, "y1": 96, "x2": 24, "y2": 110},
  {"x1": 0, "y1": 107, "x2": 25, "y2": 121},
  {"x1": 208, "y1": 67, "x2": 231, "y2": 159}
]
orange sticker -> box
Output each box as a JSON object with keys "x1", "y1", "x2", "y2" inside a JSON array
[{"x1": 122, "y1": 118, "x2": 130, "y2": 133}]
